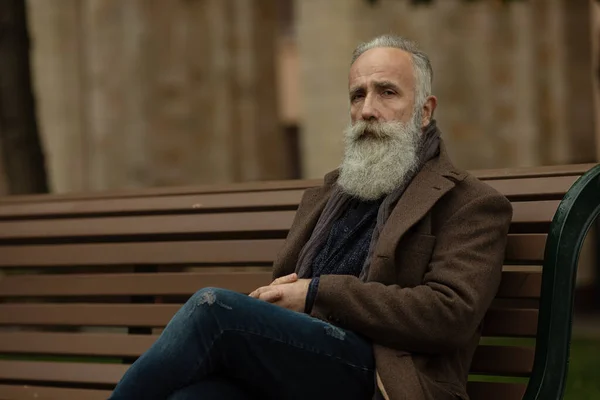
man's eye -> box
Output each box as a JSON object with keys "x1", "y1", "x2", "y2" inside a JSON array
[
  {"x1": 382, "y1": 90, "x2": 395, "y2": 96},
  {"x1": 351, "y1": 94, "x2": 364, "y2": 102}
]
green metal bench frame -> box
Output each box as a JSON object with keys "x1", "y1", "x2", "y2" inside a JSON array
[{"x1": 524, "y1": 164, "x2": 600, "y2": 400}]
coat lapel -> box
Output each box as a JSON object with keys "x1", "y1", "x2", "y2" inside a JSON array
[
  {"x1": 373, "y1": 143, "x2": 467, "y2": 260},
  {"x1": 373, "y1": 167, "x2": 453, "y2": 255}
]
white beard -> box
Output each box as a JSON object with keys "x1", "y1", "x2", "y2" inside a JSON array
[{"x1": 338, "y1": 119, "x2": 422, "y2": 200}]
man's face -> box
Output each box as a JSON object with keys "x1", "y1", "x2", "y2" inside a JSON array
[{"x1": 348, "y1": 47, "x2": 416, "y2": 125}]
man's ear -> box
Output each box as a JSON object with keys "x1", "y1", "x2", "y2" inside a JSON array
[{"x1": 421, "y1": 95, "x2": 437, "y2": 128}]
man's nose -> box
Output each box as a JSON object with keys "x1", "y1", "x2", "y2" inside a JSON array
[{"x1": 360, "y1": 94, "x2": 378, "y2": 121}]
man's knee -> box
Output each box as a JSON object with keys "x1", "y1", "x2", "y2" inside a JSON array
[
  {"x1": 169, "y1": 288, "x2": 238, "y2": 331},
  {"x1": 190, "y1": 287, "x2": 239, "y2": 312}
]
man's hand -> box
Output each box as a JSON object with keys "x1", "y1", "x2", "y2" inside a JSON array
[
  {"x1": 270, "y1": 273, "x2": 299, "y2": 286},
  {"x1": 249, "y1": 273, "x2": 298, "y2": 303},
  {"x1": 249, "y1": 273, "x2": 311, "y2": 313}
]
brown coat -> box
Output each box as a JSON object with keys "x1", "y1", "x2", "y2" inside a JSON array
[{"x1": 272, "y1": 142, "x2": 513, "y2": 400}]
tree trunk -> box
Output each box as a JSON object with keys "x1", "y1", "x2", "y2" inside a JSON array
[{"x1": 0, "y1": 0, "x2": 48, "y2": 194}]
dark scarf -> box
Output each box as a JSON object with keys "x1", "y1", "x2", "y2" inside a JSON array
[{"x1": 295, "y1": 121, "x2": 441, "y2": 281}]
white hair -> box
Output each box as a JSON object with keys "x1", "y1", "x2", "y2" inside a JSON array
[{"x1": 351, "y1": 34, "x2": 433, "y2": 112}]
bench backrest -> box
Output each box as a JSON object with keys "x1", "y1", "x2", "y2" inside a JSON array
[{"x1": 0, "y1": 163, "x2": 596, "y2": 400}]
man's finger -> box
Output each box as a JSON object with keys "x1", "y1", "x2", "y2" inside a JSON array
[
  {"x1": 259, "y1": 289, "x2": 282, "y2": 303},
  {"x1": 270, "y1": 273, "x2": 298, "y2": 286},
  {"x1": 249, "y1": 285, "x2": 279, "y2": 298},
  {"x1": 249, "y1": 286, "x2": 269, "y2": 298}
]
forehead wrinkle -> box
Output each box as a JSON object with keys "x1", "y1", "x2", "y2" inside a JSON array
[
  {"x1": 349, "y1": 48, "x2": 416, "y2": 92},
  {"x1": 350, "y1": 67, "x2": 411, "y2": 89},
  {"x1": 373, "y1": 80, "x2": 400, "y2": 90}
]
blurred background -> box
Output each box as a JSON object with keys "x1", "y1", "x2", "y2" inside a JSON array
[
  {"x1": 2, "y1": 0, "x2": 599, "y2": 194},
  {"x1": 1, "y1": 0, "x2": 599, "y2": 397}
]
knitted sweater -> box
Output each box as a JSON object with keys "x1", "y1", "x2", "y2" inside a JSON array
[{"x1": 304, "y1": 197, "x2": 383, "y2": 313}]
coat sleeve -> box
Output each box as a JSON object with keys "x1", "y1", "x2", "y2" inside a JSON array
[{"x1": 309, "y1": 192, "x2": 513, "y2": 353}]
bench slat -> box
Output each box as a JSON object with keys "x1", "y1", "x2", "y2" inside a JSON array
[
  {"x1": 0, "y1": 176, "x2": 580, "y2": 220},
  {"x1": 504, "y1": 234, "x2": 545, "y2": 263},
  {"x1": 0, "y1": 385, "x2": 111, "y2": 400},
  {"x1": 0, "y1": 201, "x2": 557, "y2": 241},
  {"x1": 0, "y1": 360, "x2": 125, "y2": 385},
  {"x1": 0, "y1": 332, "x2": 156, "y2": 357},
  {"x1": 0, "y1": 304, "x2": 537, "y2": 336},
  {"x1": 497, "y1": 270, "x2": 541, "y2": 299},
  {"x1": 0, "y1": 271, "x2": 271, "y2": 297},
  {"x1": 0, "y1": 180, "x2": 321, "y2": 205},
  {"x1": 0, "y1": 233, "x2": 542, "y2": 268},
  {"x1": 483, "y1": 308, "x2": 538, "y2": 337},
  {"x1": 482, "y1": 175, "x2": 577, "y2": 199},
  {"x1": 470, "y1": 346, "x2": 534, "y2": 376},
  {"x1": 0, "y1": 190, "x2": 305, "y2": 219},
  {"x1": 0, "y1": 270, "x2": 541, "y2": 298},
  {"x1": 0, "y1": 304, "x2": 179, "y2": 326},
  {"x1": 0, "y1": 211, "x2": 296, "y2": 240},
  {"x1": 510, "y1": 200, "x2": 559, "y2": 224},
  {"x1": 0, "y1": 239, "x2": 284, "y2": 267},
  {"x1": 466, "y1": 382, "x2": 526, "y2": 400},
  {"x1": 472, "y1": 163, "x2": 593, "y2": 179}
]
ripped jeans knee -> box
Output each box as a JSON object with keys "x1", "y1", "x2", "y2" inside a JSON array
[{"x1": 192, "y1": 287, "x2": 235, "y2": 311}]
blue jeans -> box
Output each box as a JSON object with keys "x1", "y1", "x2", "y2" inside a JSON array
[{"x1": 109, "y1": 287, "x2": 375, "y2": 399}]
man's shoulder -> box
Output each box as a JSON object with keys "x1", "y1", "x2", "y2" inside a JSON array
[
  {"x1": 441, "y1": 167, "x2": 512, "y2": 215},
  {"x1": 459, "y1": 170, "x2": 505, "y2": 198}
]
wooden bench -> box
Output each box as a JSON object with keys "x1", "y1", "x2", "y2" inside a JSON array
[{"x1": 0, "y1": 163, "x2": 598, "y2": 400}]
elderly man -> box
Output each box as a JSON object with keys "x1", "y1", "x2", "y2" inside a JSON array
[{"x1": 110, "y1": 34, "x2": 512, "y2": 400}]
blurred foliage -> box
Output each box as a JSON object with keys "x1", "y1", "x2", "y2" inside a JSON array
[{"x1": 564, "y1": 338, "x2": 600, "y2": 400}]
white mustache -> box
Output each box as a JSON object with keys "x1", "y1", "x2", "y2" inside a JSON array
[{"x1": 347, "y1": 120, "x2": 408, "y2": 142}]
